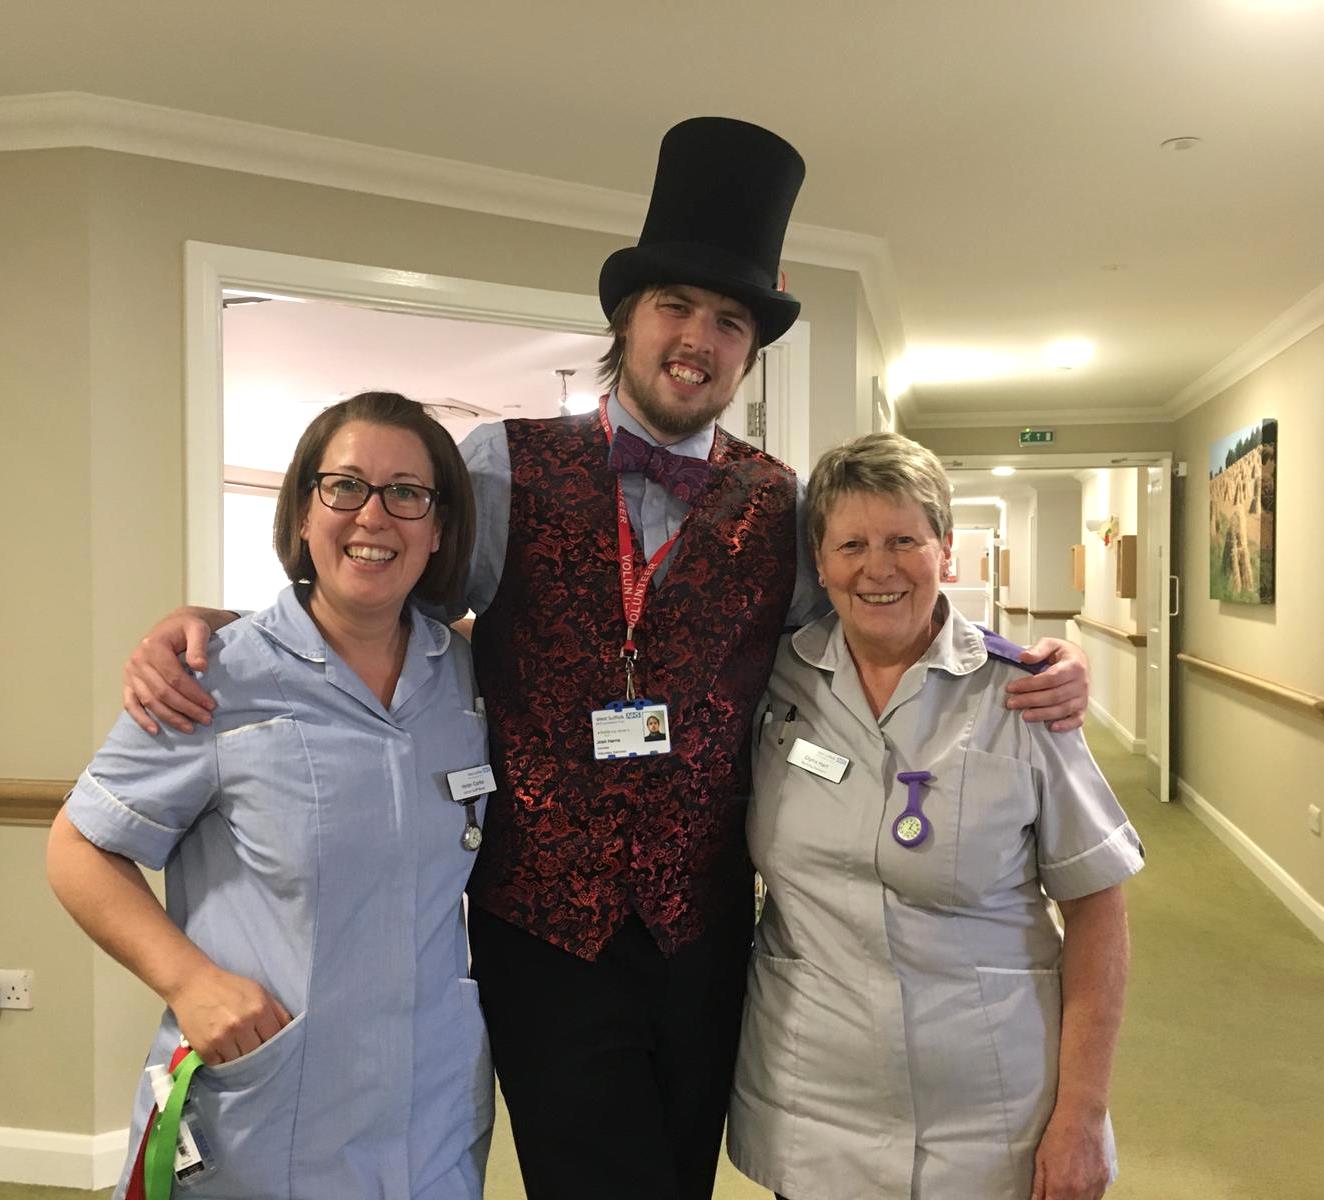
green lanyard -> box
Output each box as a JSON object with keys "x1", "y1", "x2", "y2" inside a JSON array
[{"x1": 144, "y1": 1050, "x2": 205, "y2": 1200}]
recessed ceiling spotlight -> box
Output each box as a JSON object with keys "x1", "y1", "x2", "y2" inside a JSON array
[
  {"x1": 1043, "y1": 338, "x2": 1095, "y2": 370},
  {"x1": 991, "y1": 466, "x2": 1017, "y2": 477},
  {"x1": 1160, "y1": 136, "x2": 1203, "y2": 152}
]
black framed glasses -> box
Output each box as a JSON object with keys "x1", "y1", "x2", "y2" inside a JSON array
[{"x1": 309, "y1": 472, "x2": 441, "y2": 520}]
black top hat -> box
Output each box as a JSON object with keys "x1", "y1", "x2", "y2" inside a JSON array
[{"x1": 599, "y1": 117, "x2": 805, "y2": 347}]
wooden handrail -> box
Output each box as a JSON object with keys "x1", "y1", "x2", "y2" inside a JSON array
[
  {"x1": 1177, "y1": 653, "x2": 1324, "y2": 719},
  {"x1": 1029, "y1": 609, "x2": 1081, "y2": 621},
  {"x1": 1072, "y1": 614, "x2": 1147, "y2": 647},
  {"x1": 997, "y1": 603, "x2": 1029, "y2": 614},
  {"x1": 0, "y1": 778, "x2": 73, "y2": 825}
]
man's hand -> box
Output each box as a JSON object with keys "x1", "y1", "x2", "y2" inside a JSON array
[
  {"x1": 166, "y1": 964, "x2": 293, "y2": 1066},
  {"x1": 1005, "y1": 638, "x2": 1090, "y2": 732},
  {"x1": 122, "y1": 606, "x2": 237, "y2": 735}
]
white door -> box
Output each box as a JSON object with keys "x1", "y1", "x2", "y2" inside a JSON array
[{"x1": 1144, "y1": 464, "x2": 1173, "y2": 802}]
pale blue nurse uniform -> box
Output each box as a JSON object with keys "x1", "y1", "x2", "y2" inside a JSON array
[{"x1": 65, "y1": 586, "x2": 493, "y2": 1200}]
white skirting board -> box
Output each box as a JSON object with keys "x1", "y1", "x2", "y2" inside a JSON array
[
  {"x1": 0, "y1": 1125, "x2": 127, "y2": 1190},
  {"x1": 1087, "y1": 697, "x2": 1145, "y2": 756},
  {"x1": 1178, "y1": 778, "x2": 1324, "y2": 944}
]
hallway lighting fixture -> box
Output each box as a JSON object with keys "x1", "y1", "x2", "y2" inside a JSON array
[
  {"x1": 1042, "y1": 338, "x2": 1094, "y2": 370},
  {"x1": 991, "y1": 466, "x2": 1017, "y2": 477}
]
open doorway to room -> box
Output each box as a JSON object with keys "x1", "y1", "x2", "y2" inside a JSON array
[{"x1": 946, "y1": 454, "x2": 1174, "y2": 803}]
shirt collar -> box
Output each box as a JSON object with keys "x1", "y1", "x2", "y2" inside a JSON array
[
  {"x1": 253, "y1": 584, "x2": 452, "y2": 664},
  {"x1": 606, "y1": 388, "x2": 716, "y2": 462}
]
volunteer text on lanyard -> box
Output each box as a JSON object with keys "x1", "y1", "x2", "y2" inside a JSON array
[{"x1": 589, "y1": 397, "x2": 708, "y2": 760}]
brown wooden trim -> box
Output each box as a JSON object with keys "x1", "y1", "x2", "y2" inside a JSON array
[
  {"x1": 997, "y1": 603, "x2": 1029, "y2": 615},
  {"x1": 1028, "y1": 609, "x2": 1082, "y2": 620},
  {"x1": 1072, "y1": 613, "x2": 1147, "y2": 647},
  {"x1": 1177, "y1": 654, "x2": 1324, "y2": 719},
  {"x1": 0, "y1": 778, "x2": 73, "y2": 826}
]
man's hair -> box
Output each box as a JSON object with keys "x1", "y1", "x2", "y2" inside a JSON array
[
  {"x1": 272, "y1": 391, "x2": 475, "y2": 612},
  {"x1": 806, "y1": 433, "x2": 954, "y2": 550},
  {"x1": 596, "y1": 287, "x2": 762, "y2": 389}
]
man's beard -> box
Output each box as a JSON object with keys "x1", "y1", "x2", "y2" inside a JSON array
[{"x1": 619, "y1": 358, "x2": 735, "y2": 440}]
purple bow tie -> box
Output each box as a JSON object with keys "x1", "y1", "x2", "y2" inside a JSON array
[{"x1": 608, "y1": 426, "x2": 713, "y2": 504}]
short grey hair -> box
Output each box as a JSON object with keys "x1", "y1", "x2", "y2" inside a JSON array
[{"x1": 807, "y1": 432, "x2": 953, "y2": 550}]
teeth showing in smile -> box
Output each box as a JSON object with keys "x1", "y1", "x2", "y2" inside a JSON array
[
  {"x1": 859, "y1": 592, "x2": 904, "y2": 605},
  {"x1": 667, "y1": 363, "x2": 708, "y2": 385},
  {"x1": 345, "y1": 546, "x2": 397, "y2": 562}
]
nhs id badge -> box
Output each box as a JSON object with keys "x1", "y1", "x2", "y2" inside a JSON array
[{"x1": 591, "y1": 699, "x2": 672, "y2": 760}]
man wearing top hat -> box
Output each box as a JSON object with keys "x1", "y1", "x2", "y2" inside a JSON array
[{"x1": 120, "y1": 116, "x2": 1090, "y2": 1199}]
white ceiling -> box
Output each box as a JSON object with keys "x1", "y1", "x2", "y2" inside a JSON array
[{"x1": 8, "y1": 0, "x2": 1324, "y2": 426}]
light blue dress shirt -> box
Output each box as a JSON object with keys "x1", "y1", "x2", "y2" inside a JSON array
[
  {"x1": 66, "y1": 587, "x2": 494, "y2": 1200},
  {"x1": 459, "y1": 391, "x2": 827, "y2": 621}
]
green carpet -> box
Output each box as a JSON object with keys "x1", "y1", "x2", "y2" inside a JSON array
[{"x1": 8, "y1": 719, "x2": 1321, "y2": 1199}]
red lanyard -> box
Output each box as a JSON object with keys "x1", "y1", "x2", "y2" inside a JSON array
[{"x1": 599, "y1": 398, "x2": 686, "y2": 698}]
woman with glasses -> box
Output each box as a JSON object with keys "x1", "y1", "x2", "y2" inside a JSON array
[{"x1": 48, "y1": 393, "x2": 494, "y2": 1200}]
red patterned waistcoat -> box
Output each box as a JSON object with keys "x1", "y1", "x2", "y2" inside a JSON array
[{"x1": 467, "y1": 413, "x2": 799, "y2": 960}]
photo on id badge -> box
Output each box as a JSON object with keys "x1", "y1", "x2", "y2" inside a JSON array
[{"x1": 592, "y1": 702, "x2": 672, "y2": 759}]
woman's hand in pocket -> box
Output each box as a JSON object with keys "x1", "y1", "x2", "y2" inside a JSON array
[{"x1": 168, "y1": 965, "x2": 292, "y2": 1065}]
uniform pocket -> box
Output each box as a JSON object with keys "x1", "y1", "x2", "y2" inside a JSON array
[
  {"x1": 952, "y1": 748, "x2": 1038, "y2": 903},
  {"x1": 183, "y1": 1011, "x2": 309, "y2": 1199},
  {"x1": 974, "y1": 965, "x2": 1061, "y2": 1149}
]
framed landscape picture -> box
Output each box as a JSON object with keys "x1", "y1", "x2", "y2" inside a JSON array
[{"x1": 1208, "y1": 417, "x2": 1277, "y2": 604}]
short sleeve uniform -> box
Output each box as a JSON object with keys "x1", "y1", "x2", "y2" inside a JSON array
[
  {"x1": 727, "y1": 603, "x2": 1144, "y2": 1200},
  {"x1": 65, "y1": 586, "x2": 494, "y2": 1200}
]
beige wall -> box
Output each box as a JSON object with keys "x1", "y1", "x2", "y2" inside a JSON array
[
  {"x1": 1, "y1": 145, "x2": 868, "y2": 1142},
  {"x1": 1074, "y1": 469, "x2": 1147, "y2": 746},
  {"x1": 908, "y1": 420, "x2": 1175, "y2": 458},
  {"x1": 1173, "y1": 324, "x2": 1324, "y2": 914}
]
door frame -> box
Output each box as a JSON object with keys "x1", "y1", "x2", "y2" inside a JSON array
[{"x1": 185, "y1": 241, "x2": 812, "y2": 603}]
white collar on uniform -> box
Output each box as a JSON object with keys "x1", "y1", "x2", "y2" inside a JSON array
[{"x1": 606, "y1": 388, "x2": 717, "y2": 461}]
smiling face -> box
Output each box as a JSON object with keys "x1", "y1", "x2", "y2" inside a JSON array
[
  {"x1": 300, "y1": 421, "x2": 441, "y2": 627},
  {"x1": 816, "y1": 490, "x2": 952, "y2": 664},
  {"x1": 617, "y1": 285, "x2": 756, "y2": 441}
]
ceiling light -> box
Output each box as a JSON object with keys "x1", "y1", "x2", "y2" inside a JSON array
[
  {"x1": 991, "y1": 466, "x2": 1017, "y2": 477},
  {"x1": 1159, "y1": 136, "x2": 1202, "y2": 152},
  {"x1": 1043, "y1": 338, "x2": 1094, "y2": 370},
  {"x1": 563, "y1": 392, "x2": 599, "y2": 415}
]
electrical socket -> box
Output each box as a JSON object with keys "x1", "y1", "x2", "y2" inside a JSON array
[
  {"x1": 0, "y1": 969, "x2": 33, "y2": 1010},
  {"x1": 1309, "y1": 804, "x2": 1322, "y2": 837}
]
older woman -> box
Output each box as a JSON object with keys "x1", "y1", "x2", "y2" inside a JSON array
[
  {"x1": 728, "y1": 433, "x2": 1143, "y2": 1200},
  {"x1": 47, "y1": 393, "x2": 493, "y2": 1200}
]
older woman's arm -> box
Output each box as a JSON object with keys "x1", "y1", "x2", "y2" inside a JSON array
[
  {"x1": 1032, "y1": 885, "x2": 1129, "y2": 1200},
  {"x1": 47, "y1": 809, "x2": 291, "y2": 1064}
]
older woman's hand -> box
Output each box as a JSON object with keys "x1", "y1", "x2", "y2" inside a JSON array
[
  {"x1": 1004, "y1": 637, "x2": 1090, "y2": 731},
  {"x1": 1030, "y1": 1106, "x2": 1111, "y2": 1200}
]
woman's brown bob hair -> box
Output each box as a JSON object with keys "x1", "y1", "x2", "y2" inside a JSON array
[{"x1": 272, "y1": 392, "x2": 476, "y2": 612}]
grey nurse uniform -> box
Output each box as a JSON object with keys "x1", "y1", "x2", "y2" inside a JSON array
[
  {"x1": 66, "y1": 587, "x2": 494, "y2": 1200},
  {"x1": 728, "y1": 600, "x2": 1143, "y2": 1200}
]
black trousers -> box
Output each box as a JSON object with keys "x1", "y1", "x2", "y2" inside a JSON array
[{"x1": 468, "y1": 894, "x2": 753, "y2": 1200}]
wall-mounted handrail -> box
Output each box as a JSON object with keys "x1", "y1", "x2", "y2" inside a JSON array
[
  {"x1": 1029, "y1": 609, "x2": 1081, "y2": 621},
  {"x1": 997, "y1": 602, "x2": 1029, "y2": 615},
  {"x1": 0, "y1": 778, "x2": 71, "y2": 825},
  {"x1": 1072, "y1": 614, "x2": 1147, "y2": 647},
  {"x1": 1177, "y1": 653, "x2": 1324, "y2": 720}
]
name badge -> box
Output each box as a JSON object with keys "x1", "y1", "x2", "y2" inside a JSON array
[
  {"x1": 786, "y1": 737, "x2": 849, "y2": 784},
  {"x1": 591, "y1": 700, "x2": 672, "y2": 759},
  {"x1": 446, "y1": 764, "x2": 496, "y2": 801}
]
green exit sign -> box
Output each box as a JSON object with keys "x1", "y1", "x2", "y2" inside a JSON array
[{"x1": 1019, "y1": 428, "x2": 1055, "y2": 445}]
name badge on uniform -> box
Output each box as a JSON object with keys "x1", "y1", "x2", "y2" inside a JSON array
[
  {"x1": 440, "y1": 765, "x2": 494, "y2": 852},
  {"x1": 591, "y1": 699, "x2": 672, "y2": 759},
  {"x1": 786, "y1": 737, "x2": 850, "y2": 784}
]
